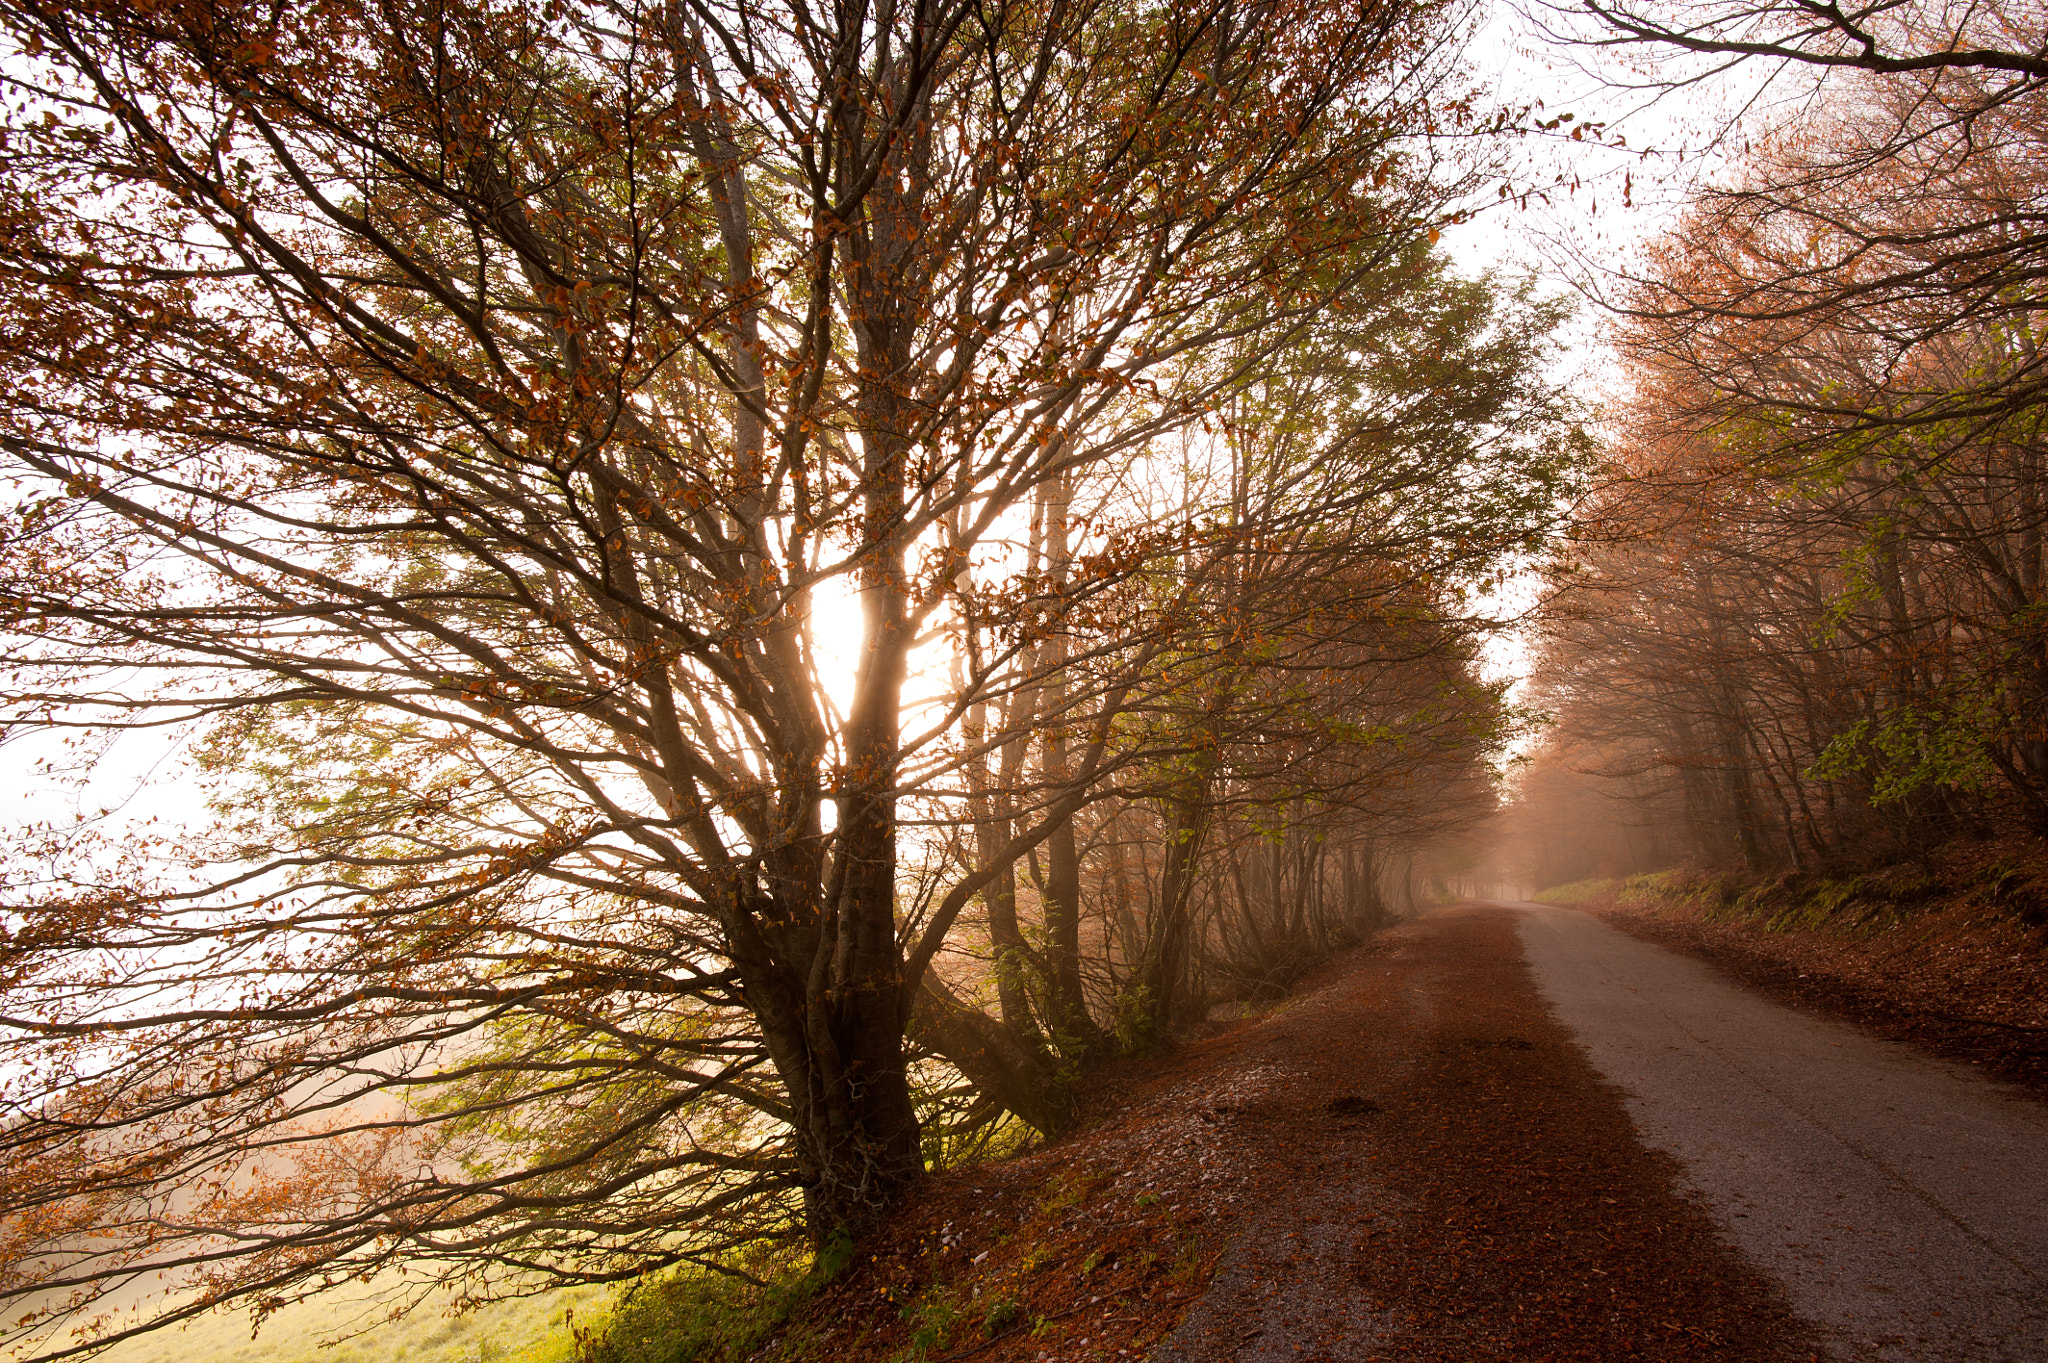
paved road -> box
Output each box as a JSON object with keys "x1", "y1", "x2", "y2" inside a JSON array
[{"x1": 1506, "y1": 900, "x2": 2048, "y2": 1362}]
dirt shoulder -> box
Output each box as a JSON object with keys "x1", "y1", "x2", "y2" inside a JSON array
[
  {"x1": 1563, "y1": 874, "x2": 2048, "y2": 1096},
  {"x1": 794, "y1": 909, "x2": 1814, "y2": 1362}
]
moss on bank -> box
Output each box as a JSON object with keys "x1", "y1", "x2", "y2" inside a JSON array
[
  {"x1": 1531, "y1": 859, "x2": 2021, "y2": 937},
  {"x1": 574, "y1": 1240, "x2": 852, "y2": 1363}
]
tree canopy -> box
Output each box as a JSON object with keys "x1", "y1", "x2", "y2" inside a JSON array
[
  {"x1": 0, "y1": 0, "x2": 1581, "y2": 1357},
  {"x1": 1504, "y1": 0, "x2": 2048, "y2": 885}
]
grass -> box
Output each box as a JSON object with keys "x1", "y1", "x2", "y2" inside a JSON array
[
  {"x1": 91, "y1": 1281, "x2": 600, "y2": 1363},
  {"x1": 896, "y1": 1286, "x2": 968, "y2": 1359},
  {"x1": 1035, "y1": 1171, "x2": 1096, "y2": 1216},
  {"x1": 87, "y1": 1236, "x2": 857, "y2": 1363},
  {"x1": 1530, "y1": 876, "x2": 1623, "y2": 905},
  {"x1": 1536, "y1": 866, "x2": 1952, "y2": 937},
  {"x1": 576, "y1": 1237, "x2": 852, "y2": 1363}
]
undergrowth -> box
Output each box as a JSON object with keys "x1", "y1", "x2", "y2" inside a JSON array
[
  {"x1": 575, "y1": 1236, "x2": 853, "y2": 1363},
  {"x1": 1537, "y1": 846, "x2": 2048, "y2": 937},
  {"x1": 1530, "y1": 876, "x2": 1622, "y2": 906}
]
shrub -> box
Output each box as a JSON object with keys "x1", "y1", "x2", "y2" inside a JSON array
[{"x1": 576, "y1": 1237, "x2": 850, "y2": 1363}]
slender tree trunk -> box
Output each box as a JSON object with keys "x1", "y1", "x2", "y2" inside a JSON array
[{"x1": 1145, "y1": 789, "x2": 1210, "y2": 1031}]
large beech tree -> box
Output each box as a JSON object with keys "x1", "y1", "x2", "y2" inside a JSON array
[{"x1": 0, "y1": 0, "x2": 1570, "y2": 1355}]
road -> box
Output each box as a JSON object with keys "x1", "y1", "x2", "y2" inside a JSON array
[
  {"x1": 806, "y1": 904, "x2": 2048, "y2": 1362},
  {"x1": 1510, "y1": 900, "x2": 2048, "y2": 1362},
  {"x1": 1146, "y1": 905, "x2": 1818, "y2": 1363}
]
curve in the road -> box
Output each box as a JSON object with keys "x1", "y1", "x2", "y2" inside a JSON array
[{"x1": 1507, "y1": 900, "x2": 2048, "y2": 1363}]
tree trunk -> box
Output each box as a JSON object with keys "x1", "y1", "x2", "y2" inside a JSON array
[
  {"x1": 1144, "y1": 790, "x2": 1209, "y2": 1033},
  {"x1": 1038, "y1": 472, "x2": 1101, "y2": 1052},
  {"x1": 910, "y1": 974, "x2": 1072, "y2": 1136},
  {"x1": 775, "y1": 57, "x2": 935, "y2": 1240}
]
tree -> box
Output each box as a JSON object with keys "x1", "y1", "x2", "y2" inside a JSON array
[
  {"x1": 1526, "y1": 264, "x2": 2048, "y2": 879},
  {"x1": 1539, "y1": 0, "x2": 2048, "y2": 438},
  {"x1": 1578, "y1": 0, "x2": 2048, "y2": 83},
  {"x1": 1502, "y1": 2, "x2": 2048, "y2": 870},
  {"x1": 0, "y1": 0, "x2": 1559, "y2": 1356}
]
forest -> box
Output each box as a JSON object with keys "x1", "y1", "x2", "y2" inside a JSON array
[
  {"x1": 1502, "y1": 2, "x2": 2048, "y2": 889},
  {"x1": 0, "y1": 0, "x2": 2040, "y2": 1360}
]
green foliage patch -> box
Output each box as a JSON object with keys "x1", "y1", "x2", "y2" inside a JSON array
[
  {"x1": 1610, "y1": 867, "x2": 1939, "y2": 936},
  {"x1": 576, "y1": 1237, "x2": 851, "y2": 1363},
  {"x1": 1807, "y1": 689, "x2": 2006, "y2": 806}
]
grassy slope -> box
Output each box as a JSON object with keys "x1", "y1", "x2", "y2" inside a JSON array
[
  {"x1": 90, "y1": 1282, "x2": 600, "y2": 1363},
  {"x1": 1536, "y1": 843, "x2": 2048, "y2": 936}
]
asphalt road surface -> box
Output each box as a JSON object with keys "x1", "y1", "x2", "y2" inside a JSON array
[{"x1": 1508, "y1": 900, "x2": 2048, "y2": 1362}]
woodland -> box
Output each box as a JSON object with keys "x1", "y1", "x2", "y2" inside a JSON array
[
  {"x1": 0, "y1": 0, "x2": 2040, "y2": 1360},
  {"x1": 1506, "y1": 0, "x2": 2048, "y2": 888}
]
